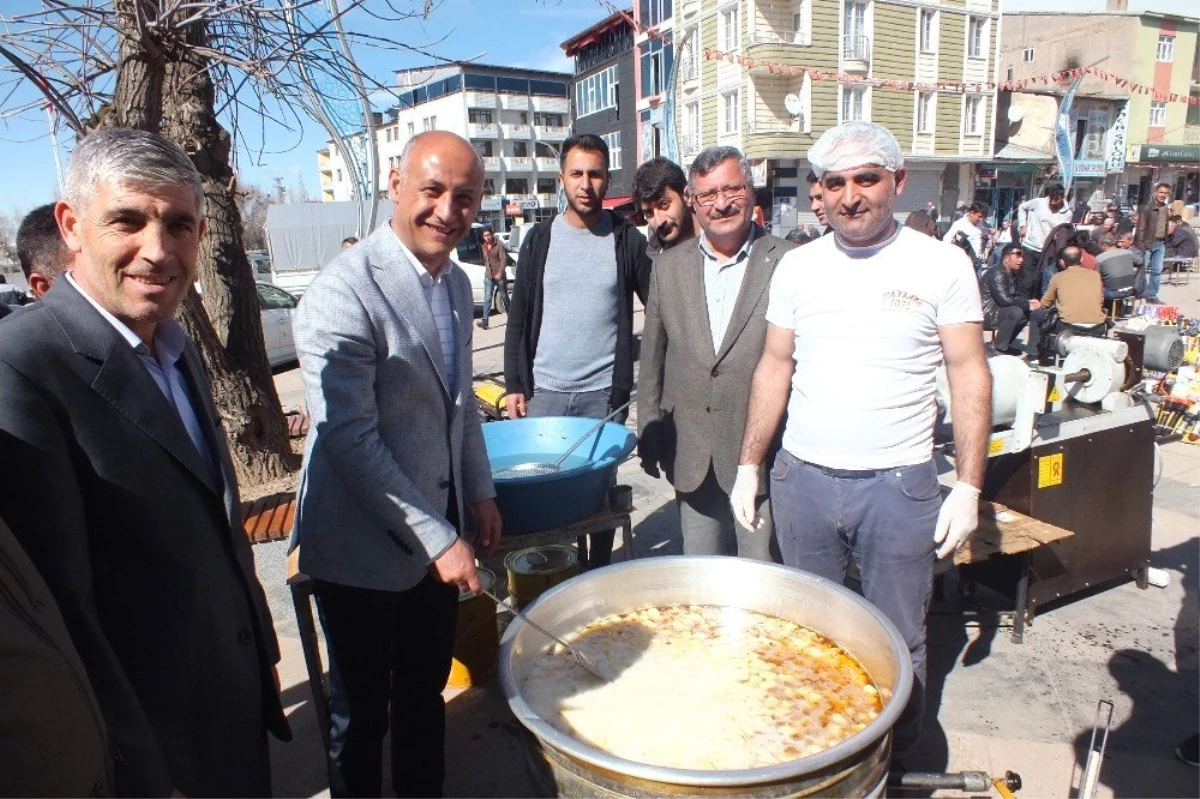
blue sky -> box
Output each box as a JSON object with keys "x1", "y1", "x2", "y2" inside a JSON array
[{"x1": 0, "y1": 0, "x2": 1193, "y2": 214}]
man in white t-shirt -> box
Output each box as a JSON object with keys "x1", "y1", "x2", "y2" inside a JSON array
[
  {"x1": 732, "y1": 122, "x2": 992, "y2": 755},
  {"x1": 943, "y1": 201, "x2": 987, "y2": 269},
  {"x1": 1017, "y1": 183, "x2": 1072, "y2": 295}
]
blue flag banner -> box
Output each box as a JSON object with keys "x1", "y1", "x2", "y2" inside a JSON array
[{"x1": 1055, "y1": 75, "x2": 1084, "y2": 195}]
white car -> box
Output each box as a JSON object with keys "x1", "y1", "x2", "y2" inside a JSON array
[
  {"x1": 453, "y1": 226, "x2": 515, "y2": 313},
  {"x1": 256, "y1": 281, "x2": 299, "y2": 368}
]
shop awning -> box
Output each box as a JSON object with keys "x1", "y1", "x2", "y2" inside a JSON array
[
  {"x1": 1130, "y1": 143, "x2": 1200, "y2": 164},
  {"x1": 602, "y1": 195, "x2": 634, "y2": 209},
  {"x1": 993, "y1": 143, "x2": 1054, "y2": 162}
]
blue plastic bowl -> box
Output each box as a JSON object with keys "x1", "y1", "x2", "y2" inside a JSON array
[{"x1": 482, "y1": 417, "x2": 636, "y2": 536}]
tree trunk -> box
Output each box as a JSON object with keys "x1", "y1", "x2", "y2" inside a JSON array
[{"x1": 89, "y1": 0, "x2": 299, "y2": 488}]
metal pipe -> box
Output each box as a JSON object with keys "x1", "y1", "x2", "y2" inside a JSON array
[
  {"x1": 1062, "y1": 369, "x2": 1092, "y2": 384},
  {"x1": 887, "y1": 770, "x2": 993, "y2": 792}
]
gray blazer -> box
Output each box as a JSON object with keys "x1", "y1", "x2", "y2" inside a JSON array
[
  {"x1": 292, "y1": 226, "x2": 495, "y2": 592},
  {"x1": 637, "y1": 231, "x2": 793, "y2": 495}
]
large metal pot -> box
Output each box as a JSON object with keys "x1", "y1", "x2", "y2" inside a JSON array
[{"x1": 500, "y1": 557, "x2": 912, "y2": 798}]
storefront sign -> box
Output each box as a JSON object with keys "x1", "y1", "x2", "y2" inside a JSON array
[
  {"x1": 520, "y1": 197, "x2": 539, "y2": 210},
  {"x1": 481, "y1": 197, "x2": 502, "y2": 212},
  {"x1": 1134, "y1": 144, "x2": 1200, "y2": 163},
  {"x1": 505, "y1": 202, "x2": 524, "y2": 216},
  {"x1": 1073, "y1": 159, "x2": 1106, "y2": 177},
  {"x1": 1105, "y1": 102, "x2": 1128, "y2": 174}
]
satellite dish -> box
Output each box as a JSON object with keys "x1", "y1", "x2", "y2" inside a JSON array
[
  {"x1": 784, "y1": 93, "x2": 803, "y2": 117},
  {"x1": 1007, "y1": 104, "x2": 1025, "y2": 124}
]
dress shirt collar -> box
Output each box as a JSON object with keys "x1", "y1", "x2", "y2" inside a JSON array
[
  {"x1": 698, "y1": 224, "x2": 757, "y2": 266},
  {"x1": 391, "y1": 224, "x2": 454, "y2": 283},
  {"x1": 65, "y1": 271, "x2": 187, "y2": 364}
]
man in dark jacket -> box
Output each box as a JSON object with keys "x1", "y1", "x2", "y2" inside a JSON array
[
  {"x1": 1166, "y1": 215, "x2": 1198, "y2": 259},
  {"x1": 503, "y1": 134, "x2": 651, "y2": 566},
  {"x1": 981, "y1": 244, "x2": 1039, "y2": 355},
  {"x1": 1096, "y1": 234, "x2": 1140, "y2": 301},
  {"x1": 1135, "y1": 182, "x2": 1172, "y2": 303}
]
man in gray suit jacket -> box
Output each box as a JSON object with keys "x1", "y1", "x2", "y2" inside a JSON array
[
  {"x1": 637, "y1": 146, "x2": 794, "y2": 559},
  {"x1": 292, "y1": 131, "x2": 502, "y2": 797}
]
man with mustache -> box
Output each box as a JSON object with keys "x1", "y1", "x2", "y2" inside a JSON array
[
  {"x1": 634, "y1": 157, "x2": 696, "y2": 257},
  {"x1": 735, "y1": 122, "x2": 991, "y2": 757},
  {"x1": 638, "y1": 146, "x2": 793, "y2": 558},
  {"x1": 504, "y1": 134, "x2": 651, "y2": 568},
  {"x1": 0, "y1": 128, "x2": 289, "y2": 796}
]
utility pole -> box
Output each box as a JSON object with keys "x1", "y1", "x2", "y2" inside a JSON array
[{"x1": 274, "y1": 176, "x2": 287, "y2": 204}]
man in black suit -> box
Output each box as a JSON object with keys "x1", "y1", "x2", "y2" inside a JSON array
[{"x1": 0, "y1": 128, "x2": 288, "y2": 797}]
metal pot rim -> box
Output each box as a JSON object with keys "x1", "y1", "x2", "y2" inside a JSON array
[{"x1": 499, "y1": 556, "x2": 914, "y2": 787}]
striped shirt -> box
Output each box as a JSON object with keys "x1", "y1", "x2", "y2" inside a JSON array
[{"x1": 395, "y1": 233, "x2": 457, "y2": 397}]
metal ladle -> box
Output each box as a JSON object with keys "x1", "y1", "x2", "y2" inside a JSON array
[
  {"x1": 494, "y1": 398, "x2": 635, "y2": 478},
  {"x1": 481, "y1": 588, "x2": 611, "y2": 683}
]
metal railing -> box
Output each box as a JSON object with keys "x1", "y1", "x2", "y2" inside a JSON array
[
  {"x1": 842, "y1": 34, "x2": 871, "y2": 61},
  {"x1": 678, "y1": 133, "x2": 700, "y2": 154},
  {"x1": 749, "y1": 29, "x2": 812, "y2": 47}
]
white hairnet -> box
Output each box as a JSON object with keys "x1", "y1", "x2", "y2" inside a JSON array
[{"x1": 807, "y1": 121, "x2": 904, "y2": 178}]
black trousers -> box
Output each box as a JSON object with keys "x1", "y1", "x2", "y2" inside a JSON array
[
  {"x1": 991, "y1": 306, "x2": 1029, "y2": 351},
  {"x1": 313, "y1": 573, "x2": 459, "y2": 798}
]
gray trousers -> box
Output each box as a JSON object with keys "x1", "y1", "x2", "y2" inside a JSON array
[
  {"x1": 770, "y1": 449, "x2": 939, "y2": 755},
  {"x1": 526, "y1": 387, "x2": 624, "y2": 568},
  {"x1": 677, "y1": 465, "x2": 774, "y2": 561}
]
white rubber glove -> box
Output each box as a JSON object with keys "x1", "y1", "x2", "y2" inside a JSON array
[
  {"x1": 934, "y1": 481, "x2": 981, "y2": 559},
  {"x1": 730, "y1": 465, "x2": 762, "y2": 531}
]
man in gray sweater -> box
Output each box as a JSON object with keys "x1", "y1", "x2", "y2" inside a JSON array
[{"x1": 504, "y1": 134, "x2": 651, "y2": 567}]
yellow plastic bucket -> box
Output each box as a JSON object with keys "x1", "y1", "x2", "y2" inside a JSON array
[{"x1": 446, "y1": 567, "x2": 499, "y2": 688}]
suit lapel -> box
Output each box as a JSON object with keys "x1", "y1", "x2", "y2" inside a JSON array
[
  {"x1": 46, "y1": 280, "x2": 222, "y2": 495},
  {"x1": 676, "y1": 239, "x2": 716, "y2": 361},
  {"x1": 369, "y1": 232, "x2": 452, "y2": 399},
  {"x1": 714, "y1": 235, "x2": 780, "y2": 363},
  {"x1": 178, "y1": 344, "x2": 232, "y2": 503}
]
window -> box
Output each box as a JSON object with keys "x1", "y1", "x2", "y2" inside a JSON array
[
  {"x1": 475, "y1": 141, "x2": 493, "y2": 157},
  {"x1": 792, "y1": 0, "x2": 811, "y2": 45},
  {"x1": 407, "y1": 121, "x2": 415, "y2": 136},
  {"x1": 537, "y1": 178, "x2": 557, "y2": 195},
  {"x1": 513, "y1": 141, "x2": 528, "y2": 158},
  {"x1": 533, "y1": 112, "x2": 563, "y2": 127},
  {"x1": 518, "y1": 112, "x2": 528, "y2": 126},
  {"x1": 917, "y1": 92, "x2": 934, "y2": 134},
  {"x1": 1149, "y1": 101, "x2": 1167, "y2": 127},
  {"x1": 535, "y1": 142, "x2": 556, "y2": 158},
  {"x1": 721, "y1": 90, "x2": 740, "y2": 135},
  {"x1": 641, "y1": 0, "x2": 673, "y2": 29},
  {"x1": 468, "y1": 109, "x2": 493, "y2": 124},
  {"x1": 968, "y1": 17, "x2": 985, "y2": 59},
  {"x1": 681, "y1": 27, "x2": 699, "y2": 79},
  {"x1": 1006, "y1": 65, "x2": 1014, "y2": 81},
  {"x1": 507, "y1": 178, "x2": 528, "y2": 195},
  {"x1": 601, "y1": 132, "x2": 622, "y2": 170},
  {"x1": 1022, "y1": 47, "x2": 1035, "y2": 63},
  {"x1": 919, "y1": 9, "x2": 935, "y2": 53},
  {"x1": 422, "y1": 115, "x2": 437, "y2": 131},
  {"x1": 336, "y1": 169, "x2": 343, "y2": 182},
  {"x1": 720, "y1": 6, "x2": 739, "y2": 52},
  {"x1": 257, "y1": 284, "x2": 297, "y2": 310},
  {"x1": 844, "y1": 1, "x2": 866, "y2": 39},
  {"x1": 483, "y1": 178, "x2": 496, "y2": 195},
  {"x1": 1157, "y1": 35, "x2": 1174, "y2": 62},
  {"x1": 641, "y1": 38, "x2": 673, "y2": 97},
  {"x1": 965, "y1": 95, "x2": 983, "y2": 135},
  {"x1": 684, "y1": 101, "x2": 700, "y2": 152},
  {"x1": 575, "y1": 65, "x2": 619, "y2": 118},
  {"x1": 841, "y1": 86, "x2": 865, "y2": 122}
]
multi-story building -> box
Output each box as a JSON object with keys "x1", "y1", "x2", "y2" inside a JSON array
[
  {"x1": 674, "y1": 0, "x2": 1001, "y2": 228},
  {"x1": 317, "y1": 62, "x2": 572, "y2": 230},
  {"x1": 634, "y1": 0, "x2": 676, "y2": 164},
  {"x1": 562, "y1": 9, "x2": 638, "y2": 213},
  {"x1": 1000, "y1": 6, "x2": 1199, "y2": 209}
]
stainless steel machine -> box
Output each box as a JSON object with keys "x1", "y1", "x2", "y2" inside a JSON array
[{"x1": 936, "y1": 324, "x2": 1184, "y2": 640}]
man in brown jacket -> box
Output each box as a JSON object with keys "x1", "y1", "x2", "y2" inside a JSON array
[
  {"x1": 478, "y1": 226, "x2": 509, "y2": 329},
  {"x1": 1136, "y1": 182, "x2": 1172, "y2": 304},
  {"x1": 1026, "y1": 245, "x2": 1105, "y2": 363}
]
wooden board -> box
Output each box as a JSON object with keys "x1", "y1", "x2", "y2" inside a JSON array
[
  {"x1": 240, "y1": 491, "x2": 298, "y2": 545},
  {"x1": 949, "y1": 500, "x2": 1074, "y2": 568}
]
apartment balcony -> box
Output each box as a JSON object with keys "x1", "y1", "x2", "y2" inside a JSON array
[
  {"x1": 505, "y1": 156, "x2": 533, "y2": 171},
  {"x1": 532, "y1": 96, "x2": 569, "y2": 114},
  {"x1": 678, "y1": 133, "x2": 701, "y2": 155},
  {"x1": 481, "y1": 156, "x2": 502, "y2": 172},
  {"x1": 535, "y1": 157, "x2": 559, "y2": 171},
  {"x1": 842, "y1": 35, "x2": 871, "y2": 72},
  {"x1": 498, "y1": 94, "x2": 529, "y2": 110},
  {"x1": 537, "y1": 193, "x2": 559, "y2": 206},
  {"x1": 748, "y1": 28, "x2": 812, "y2": 48},
  {"x1": 535, "y1": 125, "x2": 570, "y2": 141},
  {"x1": 746, "y1": 119, "x2": 795, "y2": 135},
  {"x1": 465, "y1": 91, "x2": 496, "y2": 109},
  {"x1": 501, "y1": 123, "x2": 532, "y2": 139},
  {"x1": 680, "y1": 0, "x2": 700, "y2": 19},
  {"x1": 467, "y1": 123, "x2": 498, "y2": 139},
  {"x1": 1185, "y1": 125, "x2": 1200, "y2": 145}
]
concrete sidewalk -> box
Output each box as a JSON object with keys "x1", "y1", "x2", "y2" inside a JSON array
[{"x1": 261, "y1": 282, "x2": 1199, "y2": 798}]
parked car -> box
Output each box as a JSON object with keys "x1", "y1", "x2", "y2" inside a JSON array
[
  {"x1": 255, "y1": 281, "x2": 299, "y2": 368},
  {"x1": 453, "y1": 225, "x2": 515, "y2": 313}
]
